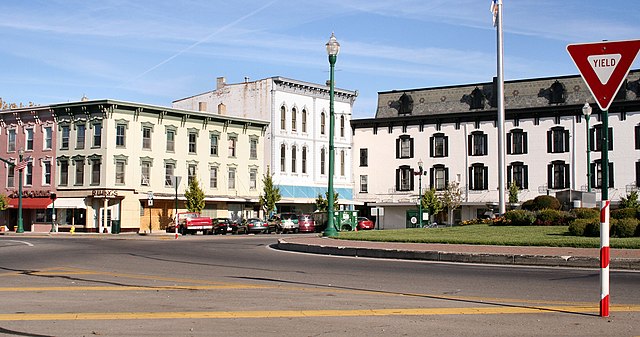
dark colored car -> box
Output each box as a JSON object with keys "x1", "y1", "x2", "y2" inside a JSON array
[
  {"x1": 238, "y1": 218, "x2": 271, "y2": 234},
  {"x1": 213, "y1": 218, "x2": 238, "y2": 235},
  {"x1": 298, "y1": 214, "x2": 316, "y2": 233},
  {"x1": 357, "y1": 217, "x2": 375, "y2": 230}
]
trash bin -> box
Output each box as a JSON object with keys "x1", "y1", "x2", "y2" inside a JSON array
[{"x1": 111, "y1": 220, "x2": 121, "y2": 234}]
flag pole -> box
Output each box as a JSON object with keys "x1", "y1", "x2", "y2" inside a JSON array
[{"x1": 495, "y1": 0, "x2": 507, "y2": 214}]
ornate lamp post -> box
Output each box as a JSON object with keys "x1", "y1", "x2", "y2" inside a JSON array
[
  {"x1": 323, "y1": 33, "x2": 340, "y2": 237},
  {"x1": 17, "y1": 148, "x2": 25, "y2": 233},
  {"x1": 417, "y1": 159, "x2": 424, "y2": 228},
  {"x1": 582, "y1": 102, "x2": 592, "y2": 192}
]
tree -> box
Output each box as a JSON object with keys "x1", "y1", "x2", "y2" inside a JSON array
[
  {"x1": 421, "y1": 188, "x2": 443, "y2": 224},
  {"x1": 259, "y1": 167, "x2": 281, "y2": 217},
  {"x1": 619, "y1": 190, "x2": 640, "y2": 209},
  {"x1": 315, "y1": 191, "x2": 339, "y2": 212},
  {"x1": 508, "y1": 181, "x2": 520, "y2": 204},
  {"x1": 442, "y1": 181, "x2": 463, "y2": 225},
  {"x1": 184, "y1": 176, "x2": 205, "y2": 213},
  {"x1": 0, "y1": 193, "x2": 8, "y2": 211}
]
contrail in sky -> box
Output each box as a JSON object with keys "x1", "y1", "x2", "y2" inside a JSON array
[{"x1": 120, "y1": 0, "x2": 278, "y2": 87}]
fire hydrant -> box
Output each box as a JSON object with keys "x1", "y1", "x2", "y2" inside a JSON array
[{"x1": 70, "y1": 225, "x2": 75, "y2": 235}]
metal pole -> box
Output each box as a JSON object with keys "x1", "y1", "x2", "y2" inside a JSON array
[
  {"x1": 418, "y1": 164, "x2": 423, "y2": 228},
  {"x1": 496, "y1": 0, "x2": 506, "y2": 215},
  {"x1": 586, "y1": 113, "x2": 591, "y2": 192},
  {"x1": 17, "y1": 151, "x2": 24, "y2": 233},
  {"x1": 600, "y1": 109, "x2": 610, "y2": 318},
  {"x1": 324, "y1": 53, "x2": 338, "y2": 237}
]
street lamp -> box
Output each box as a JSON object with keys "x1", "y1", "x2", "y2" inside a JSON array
[
  {"x1": 17, "y1": 148, "x2": 24, "y2": 233},
  {"x1": 582, "y1": 102, "x2": 592, "y2": 192},
  {"x1": 417, "y1": 159, "x2": 424, "y2": 228},
  {"x1": 323, "y1": 32, "x2": 340, "y2": 237}
]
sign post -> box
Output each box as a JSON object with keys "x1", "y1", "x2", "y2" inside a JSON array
[
  {"x1": 567, "y1": 39, "x2": 640, "y2": 318},
  {"x1": 147, "y1": 191, "x2": 154, "y2": 234}
]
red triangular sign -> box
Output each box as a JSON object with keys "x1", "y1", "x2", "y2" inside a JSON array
[{"x1": 567, "y1": 39, "x2": 640, "y2": 111}]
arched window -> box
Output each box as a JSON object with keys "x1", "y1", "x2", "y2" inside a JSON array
[
  {"x1": 320, "y1": 148, "x2": 326, "y2": 175},
  {"x1": 320, "y1": 112, "x2": 326, "y2": 135},
  {"x1": 291, "y1": 107, "x2": 297, "y2": 131},
  {"x1": 280, "y1": 144, "x2": 286, "y2": 172},
  {"x1": 291, "y1": 145, "x2": 297, "y2": 173},
  {"x1": 340, "y1": 150, "x2": 345, "y2": 176},
  {"x1": 340, "y1": 115, "x2": 345, "y2": 137},
  {"x1": 302, "y1": 109, "x2": 307, "y2": 133},
  {"x1": 280, "y1": 106, "x2": 286, "y2": 130},
  {"x1": 302, "y1": 146, "x2": 307, "y2": 174}
]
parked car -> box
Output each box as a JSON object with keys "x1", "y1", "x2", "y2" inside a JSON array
[
  {"x1": 356, "y1": 217, "x2": 375, "y2": 230},
  {"x1": 273, "y1": 213, "x2": 299, "y2": 233},
  {"x1": 212, "y1": 218, "x2": 238, "y2": 235},
  {"x1": 238, "y1": 218, "x2": 271, "y2": 234},
  {"x1": 166, "y1": 212, "x2": 214, "y2": 235},
  {"x1": 298, "y1": 214, "x2": 316, "y2": 233}
]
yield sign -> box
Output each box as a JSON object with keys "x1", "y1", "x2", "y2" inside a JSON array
[{"x1": 567, "y1": 39, "x2": 640, "y2": 111}]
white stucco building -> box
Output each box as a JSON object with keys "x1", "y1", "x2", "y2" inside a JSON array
[
  {"x1": 173, "y1": 76, "x2": 358, "y2": 213},
  {"x1": 352, "y1": 70, "x2": 640, "y2": 229}
]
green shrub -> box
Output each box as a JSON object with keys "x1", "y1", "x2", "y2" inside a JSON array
[
  {"x1": 521, "y1": 195, "x2": 561, "y2": 211},
  {"x1": 535, "y1": 209, "x2": 573, "y2": 226},
  {"x1": 585, "y1": 219, "x2": 614, "y2": 237},
  {"x1": 569, "y1": 218, "x2": 595, "y2": 236},
  {"x1": 504, "y1": 210, "x2": 536, "y2": 226},
  {"x1": 612, "y1": 218, "x2": 639, "y2": 238},
  {"x1": 611, "y1": 207, "x2": 637, "y2": 220},
  {"x1": 572, "y1": 207, "x2": 599, "y2": 219}
]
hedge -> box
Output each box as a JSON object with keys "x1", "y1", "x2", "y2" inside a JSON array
[
  {"x1": 534, "y1": 209, "x2": 573, "y2": 226},
  {"x1": 571, "y1": 207, "x2": 599, "y2": 219},
  {"x1": 503, "y1": 210, "x2": 536, "y2": 226},
  {"x1": 611, "y1": 207, "x2": 638, "y2": 220},
  {"x1": 612, "y1": 218, "x2": 639, "y2": 238}
]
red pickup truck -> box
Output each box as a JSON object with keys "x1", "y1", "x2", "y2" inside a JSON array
[{"x1": 168, "y1": 212, "x2": 214, "y2": 235}]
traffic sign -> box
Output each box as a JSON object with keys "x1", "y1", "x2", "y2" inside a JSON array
[{"x1": 567, "y1": 39, "x2": 640, "y2": 111}]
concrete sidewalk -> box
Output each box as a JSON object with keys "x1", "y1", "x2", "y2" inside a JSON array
[{"x1": 277, "y1": 236, "x2": 640, "y2": 270}]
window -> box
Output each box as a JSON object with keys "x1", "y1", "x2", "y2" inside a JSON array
[
  {"x1": 112, "y1": 160, "x2": 124, "y2": 185},
  {"x1": 25, "y1": 162, "x2": 33, "y2": 186},
  {"x1": 291, "y1": 107, "x2": 297, "y2": 131},
  {"x1": 164, "y1": 163, "x2": 175, "y2": 187},
  {"x1": 188, "y1": 131, "x2": 197, "y2": 154},
  {"x1": 395, "y1": 165, "x2": 414, "y2": 191},
  {"x1": 250, "y1": 169, "x2": 257, "y2": 190},
  {"x1": 188, "y1": 164, "x2": 197, "y2": 185},
  {"x1": 340, "y1": 116, "x2": 345, "y2": 137},
  {"x1": 360, "y1": 175, "x2": 368, "y2": 193},
  {"x1": 8, "y1": 129, "x2": 16, "y2": 152},
  {"x1": 320, "y1": 148, "x2": 326, "y2": 175},
  {"x1": 209, "y1": 166, "x2": 218, "y2": 188},
  {"x1": 280, "y1": 106, "x2": 286, "y2": 130},
  {"x1": 250, "y1": 138, "x2": 258, "y2": 160},
  {"x1": 280, "y1": 144, "x2": 286, "y2": 172},
  {"x1": 591, "y1": 124, "x2": 614, "y2": 151},
  {"x1": 430, "y1": 165, "x2": 449, "y2": 191},
  {"x1": 228, "y1": 168, "x2": 236, "y2": 189},
  {"x1": 76, "y1": 124, "x2": 85, "y2": 149},
  {"x1": 636, "y1": 125, "x2": 640, "y2": 150},
  {"x1": 75, "y1": 158, "x2": 85, "y2": 186},
  {"x1": 469, "y1": 163, "x2": 489, "y2": 190},
  {"x1": 228, "y1": 136, "x2": 237, "y2": 157},
  {"x1": 92, "y1": 159, "x2": 102, "y2": 185},
  {"x1": 507, "y1": 129, "x2": 527, "y2": 155},
  {"x1": 116, "y1": 124, "x2": 126, "y2": 147},
  {"x1": 142, "y1": 126, "x2": 152, "y2": 150},
  {"x1": 59, "y1": 160, "x2": 68, "y2": 186},
  {"x1": 61, "y1": 126, "x2": 69, "y2": 150},
  {"x1": 43, "y1": 161, "x2": 51, "y2": 185},
  {"x1": 302, "y1": 146, "x2": 307, "y2": 174},
  {"x1": 547, "y1": 160, "x2": 570, "y2": 189},
  {"x1": 591, "y1": 160, "x2": 614, "y2": 188},
  {"x1": 430, "y1": 133, "x2": 448, "y2": 157},
  {"x1": 93, "y1": 123, "x2": 102, "y2": 148},
  {"x1": 7, "y1": 163, "x2": 15, "y2": 188},
  {"x1": 141, "y1": 162, "x2": 151, "y2": 186},
  {"x1": 507, "y1": 162, "x2": 528, "y2": 189},
  {"x1": 291, "y1": 146, "x2": 297, "y2": 173},
  {"x1": 547, "y1": 127, "x2": 569, "y2": 153},
  {"x1": 210, "y1": 133, "x2": 219, "y2": 156},
  {"x1": 166, "y1": 130, "x2": 175, "y2": 152},
  {"x1": 396, "y1": 135, "x2": 414, "y2": 159},
  {"x1": 44, "y1": 126, "x2": 53, "y2": 150},
  {"x1": 360, "y1": 148, "x2": 368, "y2": 167},
  {"x1": 340, "y1": 150, "x2": 345, "y2": 176},
  {"x1": 26, "y1": 128, "x2": 34, "y2": 150},
  {"x1": 468, "y1": 131, "x2": 488, "y2": 156},
  {"x1": 320, "y1": 112, "x2": 326, "y2": 135},
  {"x1": 302, "y1": 109, "x2": 307, "y2": 133}
]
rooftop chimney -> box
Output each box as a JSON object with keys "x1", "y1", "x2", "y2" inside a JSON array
[{"x1": 216, "y1": 77, "x2": 226, "y2": 90}]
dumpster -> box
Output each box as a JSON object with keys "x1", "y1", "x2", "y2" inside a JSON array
[
  {"x1": 111, "y1": 220, "x2": 121, "y2": 234},
  {"x1": 332, "y1": 210, "x2": 358, "y2": 231}
]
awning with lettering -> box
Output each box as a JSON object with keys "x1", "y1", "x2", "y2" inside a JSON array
[
  {"x1": 7, "y1": 198, "x2": 52, "y2": 209},
  {"x1": 48, "y1": 198, "x2": 87, "y2": 209}
]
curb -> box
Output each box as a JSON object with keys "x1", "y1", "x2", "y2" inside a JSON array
[{"x1": 276, "y1": 239, "x2": 640, "y2": 270}]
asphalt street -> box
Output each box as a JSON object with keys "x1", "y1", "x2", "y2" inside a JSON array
[{"x1": 0, "y1": 234, "x2": 638, "y2": 337}]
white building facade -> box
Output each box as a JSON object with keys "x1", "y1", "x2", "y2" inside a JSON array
[
  {"x1": 173, "y1": 77, "x2": 358, "y2": 213},
  {"x1": 352, "y1": 70, "x2": 640, "y2": 229}
]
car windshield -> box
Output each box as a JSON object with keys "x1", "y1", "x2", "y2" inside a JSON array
[
  {"x1": 281, "y1": 214, "x2": 298, "y2": 220},
  {"x1": 299, "y1": 215, "x2": 312, "y2": 220}
]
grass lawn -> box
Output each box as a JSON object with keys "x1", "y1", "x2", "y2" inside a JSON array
[{"x1": 336, "y1": 224, "x2": 640, "y2": 249}]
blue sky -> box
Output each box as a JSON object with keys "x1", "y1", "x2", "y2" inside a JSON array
[{"x1": 1, "y1": 0, "x2": 639, "y2": 118}]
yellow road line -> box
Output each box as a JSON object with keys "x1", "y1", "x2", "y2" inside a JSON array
[{"x1": 0, "y1": 305, "x2": 638, "y2": 321}]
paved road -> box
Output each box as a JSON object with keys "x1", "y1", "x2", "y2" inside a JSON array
[{"x1": 0, "y1": 234, "x2": 639, "y2": 337}]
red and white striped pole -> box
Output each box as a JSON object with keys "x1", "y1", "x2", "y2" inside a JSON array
[{"x1": 599, "y1": 200, "x2": 610, "y2": 317}]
